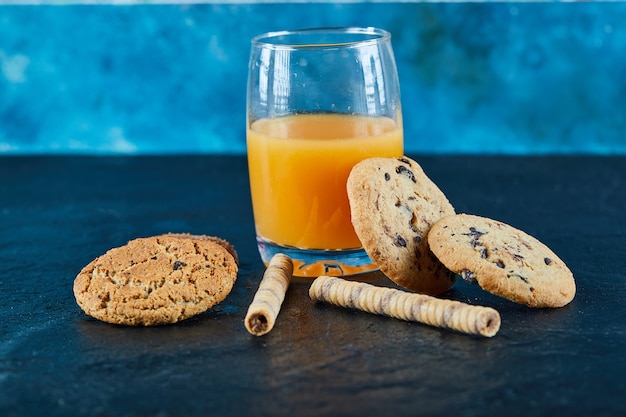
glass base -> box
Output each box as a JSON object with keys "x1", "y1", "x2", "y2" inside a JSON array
[{"x1": 256, "y1": 237, "x2": 378, "y2": 277}]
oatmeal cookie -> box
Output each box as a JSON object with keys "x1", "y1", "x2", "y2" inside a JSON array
[{"x1": 73, "y1": 234, "x2": 238, "y2": 325}]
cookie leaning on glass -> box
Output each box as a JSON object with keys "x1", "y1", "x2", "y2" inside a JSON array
[
  {"x1": 73, "y1": 234, "x2": 238, "y2": 326},
  {"x1": 347, "y1": 156, "x2": 456, "y2": 296}
]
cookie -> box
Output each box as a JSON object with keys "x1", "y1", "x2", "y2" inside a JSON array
[
  {"x1": 73, "y1": 234, "x2": 238, "y2": 325},
  {"x1": 347, "y1": 156, "x2": 456, "y2": 296},
  {"x1": 427, "y1": 214, "x2": 576, "y2": 308}
]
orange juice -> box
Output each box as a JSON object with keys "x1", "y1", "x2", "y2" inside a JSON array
[{"x1": 247, "y1": 113, "x2": 403, "y2": 250}]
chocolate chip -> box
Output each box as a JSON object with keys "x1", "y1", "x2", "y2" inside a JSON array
[
  {"x1": 467, "y1": 227, "x2": 485, "y2": 239},
  {"x1": 398, "y1": 157, "x2": 412, "y2": 166},
  {"x1": 413, "y1": 235, "x2": 422, "y2": 243},
  {"x1": 509, "y1": 273, "x2": 529, "y2": 284},
  {"x1": 395, "y1": 166, "x2": 416, "y2": 183},
  {"x1": 393, "y1": 234, "x2": 407, "y2": 247},
  {"x1": 494, "y1": 261, "x2": 505, "y2": 268},
  {"x1": 462, "y1": 227, "x2": 486, "y2": 249},
  {"x1": 173, "y1": 261, "x2": 187, "y2": 271},
  {"x1": 544, "y1": 257, "x2": 553, "y2": 265},
  {"x1": 384, "y1": 172, "x2": 391, "y2": 181},
  {"x1": 409, "y1": 213, "x2": 419, "y2": 233}
]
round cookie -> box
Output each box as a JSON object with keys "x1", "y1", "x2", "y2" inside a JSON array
[
  {"x1": 347, "y1": 156, "x2": 456, "y2": 296},
  {"x1": 427, "y1": 214, "x2": 576, "y2": 308},
  {"x1": 73, "y1": 235, "x2": 238, "y2": 325}
]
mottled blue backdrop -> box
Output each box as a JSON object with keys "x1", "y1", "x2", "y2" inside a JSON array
[{"x1": 1, "y1": 2, "x2": 625, "y2": 154}]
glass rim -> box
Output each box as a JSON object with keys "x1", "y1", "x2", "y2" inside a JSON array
[{"x1": 251, "y1": 26, "x2": 391, "y2": 50}]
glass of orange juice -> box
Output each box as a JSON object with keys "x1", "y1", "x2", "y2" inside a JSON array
[{"x1": 246, "y1": 27, "x2": 404, "y2": 277}]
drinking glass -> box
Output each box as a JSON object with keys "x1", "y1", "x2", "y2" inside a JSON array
[{"x1": 246, "y1": 27, "x2": 404, "y2": 277}]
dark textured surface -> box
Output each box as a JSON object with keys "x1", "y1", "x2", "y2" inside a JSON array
[{"x1": 1, "y1": 155, "x2": 625, "y2": 416}]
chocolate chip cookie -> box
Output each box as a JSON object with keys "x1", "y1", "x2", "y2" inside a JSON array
[
  {"x1": 73, "y1": 234, "x2": 238, "y2": 325},
  {"x1": 347, "y1": 156, "x2": 456, "y2": 295},
  {"x1": 427, "y1": 214, "x2": 576, "y2": 308}
]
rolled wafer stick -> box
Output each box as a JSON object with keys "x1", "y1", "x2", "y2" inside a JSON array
[
  {"x1": 309, "y1": 276, "x2": 501, "y2": 337},
  {"x1": 244, "y1": 253, "x2": 293, "y2": 336}
]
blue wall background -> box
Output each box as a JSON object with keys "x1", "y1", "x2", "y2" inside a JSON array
[{"x1": 1, "y1": 2, "x2": 625, "y2": 155}]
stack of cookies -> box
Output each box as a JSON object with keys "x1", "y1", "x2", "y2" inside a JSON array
[{"x1": 346, "y1": 156, "x2": 576, "y2": 309}]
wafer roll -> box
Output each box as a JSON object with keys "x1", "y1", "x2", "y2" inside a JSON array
[
  {"x1": 244, "y1": 254, "x2": 293, "y2": 336},
  {"x1": 309, "y1": 276, "x2": 501, "y2": 337}
]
